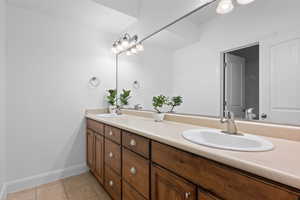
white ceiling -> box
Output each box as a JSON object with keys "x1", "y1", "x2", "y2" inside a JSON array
[
  {"x1": 6, "y1": 0, "x2": 219, "y2": 49},
  {"x1": 7, "y1": 0, "x2": 139, "y2": 34}
]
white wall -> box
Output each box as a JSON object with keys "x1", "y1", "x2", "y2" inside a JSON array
[
  {"x1": 6, "y1": 5, "x2": 116, "y2": 184},
  {"x1": 173, "y1": 0, "x2": 300, "y2": 116},
  {"x1": 0, "y1": 0, "x2": 7, "y2": 194},
  {"x1": 118, "y1": 45, "x2": 173, "y2": 111}
]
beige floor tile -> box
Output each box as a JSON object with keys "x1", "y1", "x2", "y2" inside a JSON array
[
  {"x1": 7, "y1": 173, "x2": 110, "y2": 200},
  {"x1": 66, "y1": 184, "x2": 98, "y2": 200},
  {"x1": 7, "y1": 188, "x2": 36, "y2": 200},
  {"x1": 63, "y1": 173, "x2": 93, "y2": 192},
  {"x1": 92, "y1": 184, "x2": 111, "y2": 199},
  {"x1": 37, "y1": 181, "x2": 67, "y2": 200}
]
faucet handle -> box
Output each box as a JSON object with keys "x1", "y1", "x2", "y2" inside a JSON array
[{"x1": 227, "y1": 111, "x2": 235, "y2": 120}]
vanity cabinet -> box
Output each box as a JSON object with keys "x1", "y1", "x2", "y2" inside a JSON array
[
  {"x1": 151, "y1": 164, "x2": 197, "y2": 200},
  {"x1": 151, "y1": 141, "x2": 299, "y2": 200},
  {"x1": 105, "y1": 138, "x2": 122, "y2": 175},
  {"x1": 86, "y1": 118, "x2": 300, "y2": 200},
  {"x1": 105, "y1": 165, "x2": 122, "y2": 200},
  {"x1": 86, "y1": 120, "x2": 105, "y2": 184},
  {"x1": 123, "y1": 181, "x2": 147, "y2": 200},
  {"x1": 198, "y1": 190, "x2": 221, "y2": 200},
  {"x1": 86, "y1": 129, "x2": 95, "y2": 170},
  {"x1": 94, "y1": 133, "x2": 104, "y2": 184},
  {"x1": 122, "y1": 148, "x2": 150, "y2": 198},
  {"x1": 122, "y1": 130, "x2": 150, "y2": 159},
  {"x1": 198, "y1": 189, "x2": 221, "y2": 200}
]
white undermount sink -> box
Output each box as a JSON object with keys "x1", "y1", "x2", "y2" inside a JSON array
[
  {"x1": 182, "y1": 129, "x2": 274, "y2": 152},
  {"x1": 96, "y1": 113, "x2": 120, "y2": 118}
]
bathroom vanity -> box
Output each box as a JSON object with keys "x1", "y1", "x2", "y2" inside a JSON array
[{"x1": 85, "y1": 113, "x2": 300, "y2": 200}]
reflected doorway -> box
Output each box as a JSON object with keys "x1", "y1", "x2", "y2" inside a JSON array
[{"x1": 223, "y1": 44, "x2": 260, "y2": 120}]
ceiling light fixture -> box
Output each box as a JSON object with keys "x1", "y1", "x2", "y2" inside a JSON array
[
  {"x1": 216, "y1": 0, "x2": 255, "y2": 14},
  {"x1": 111, "y1": 33, "x2": 144, "y2": 56}
]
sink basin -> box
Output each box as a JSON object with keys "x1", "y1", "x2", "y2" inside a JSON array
[
  {"x1": 96, "y1": 113, "x2": 120, "y2": 118},
  {"x1": 182, "y1": 129, "x2": 274, "y2": 152}
]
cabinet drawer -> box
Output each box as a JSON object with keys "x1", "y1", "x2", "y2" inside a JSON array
[
  {"x1": 105, "y1": 165, "x2": 121, "y2": 200},
  {"x1": 198, "y1": 189, "x2": 221, "y2": 200},
  {"x1": 87, "y1": 119, "x2": 104, "y2": 135},
  {"x1": 122, "y1": 148, "x2": 150, "y2": 199},
  {"x1": 123, "y1": 181, "x2": 147, "y2": 200},
  {"x1": 122, "y1": 131, "x2": 150, "y2": 158},
  {"x1": 152, "y1": 141, "x2": 299, "y2": 200},
  {"x1": 105, "y1": 139, "x2": 121, "y2": 175},
  {"x1": 105, "y1": 125, "x2": 121, "y2": 144},
  {"x1": 151, "y1": 164, "x2": 197, "y2": 200}
]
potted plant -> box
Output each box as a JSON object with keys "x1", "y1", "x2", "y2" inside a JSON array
[
  {"x1": 119, "y1": 89, "x2": 131, "y2": 108},
  {"x1": 106, "y1": 89, "x2": 117, "y2": 113},
  {"x1": 152, "y1": 95, "x2": 168, "y2": 122},
  {"x1": 167, "y1": 96, "x2": 183, "y2": 113}
]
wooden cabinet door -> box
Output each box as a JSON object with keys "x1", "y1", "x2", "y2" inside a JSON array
[
  {"x1": 151, "y1": 164, "x2": 196, "y2": 200},
  {"x1": 94, "y1": 133, "x2": 104, "y2": 184},
  {"x1": 87, "y1": 130, "x2": 95, "y2": 170}
]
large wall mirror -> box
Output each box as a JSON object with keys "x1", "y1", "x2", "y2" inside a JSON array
[{"x1": 117, "y1": 0, "x2": 300, "y2": 126}]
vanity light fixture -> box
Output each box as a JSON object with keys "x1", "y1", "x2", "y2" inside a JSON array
[
  {"x1": 121, "y1": 34, "x2": 130, "y2": 48},
  {"x1": 236, "y1": 0, "x2": 255, "y2": 5},
  {"x1": 130, "y1": 46, "x2": 138, "y2": 54},
  {"x1": 111, "y1": 43, "x2": 118, "y2": 54},
  {"x1": 126, "y1": 50, "x2": 132, "y2": 56},
  {"x1": 136, "y1": 43, "x2": 144, "y2": 51},
  {"x1": 111, "y1": 33, "x2": 144, "y2": 56},
  {"x1": 216, "y1": 0, "x2": 255, "y2": 14},
  {"x1": 216, "y1": 0, "x2": 234, "y2": 14}
]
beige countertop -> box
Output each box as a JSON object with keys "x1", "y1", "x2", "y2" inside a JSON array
[{"x1": 86, "y1": 113, "x2": 300, "y2": 190}]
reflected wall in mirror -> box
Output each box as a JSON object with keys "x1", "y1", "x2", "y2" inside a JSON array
[{"x1": 118, "y1": 0, "x2": 300, "y2": 126}]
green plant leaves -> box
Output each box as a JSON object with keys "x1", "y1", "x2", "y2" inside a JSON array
[
  {"x1": 152, "y1": 95, "x2": 184, "y2": 113},
  {"x1": 106, "y1": 89, "x2": 132, "y2": 107},
  {"x1": 119, "y1": 89, "x2": 132, "y2": 106},
  {"x1": 106, "y1": 89, "x2": 117, "y2": 106}
]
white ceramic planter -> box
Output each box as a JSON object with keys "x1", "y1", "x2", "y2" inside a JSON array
[
  {"x1": 153, "y1": 113, "x2": 165, "y2": 122},
  {"x1": 109, "y1": 105, "x2": 116, "y2": 114}
]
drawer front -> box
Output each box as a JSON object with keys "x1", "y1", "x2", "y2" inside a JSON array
[
  {"x1": 151, "y1": 164, "x2": 197, "y2": 200},
  {"x1": 122, "y1": 131, "x2": 150, "y2": 158},
  {"x1": 105, "y1": 139, "x2": 121, "y2": 175},
  {"x1": 198, "y1": 189, "x2": 221, "y2": 200},
  {"x1": 123, "y1": 181, "x2": 147, "y2": 200},
  {"x1": 152, "y1": 142, "x2": 299, "y2": 200},
  {"x1": 105, "y1": 165, "x2": 121, "y2": 200},
  {"x1": 105, "y1": 125, "x2": 121, "y2": 144},
  {"x1": 122, "y1": 148, "x2": 150, "y2": 199},
  {"x1": 87, "y1": 119, "x2": 104, "y2": 134}
]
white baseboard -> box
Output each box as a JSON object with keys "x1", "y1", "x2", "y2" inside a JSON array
[
  {"x1": 6, "y1": 163, "x2": 88, "y2": 194},
  {"x1": 0, "y1": 184, "x2": 7, "y2": 200}
]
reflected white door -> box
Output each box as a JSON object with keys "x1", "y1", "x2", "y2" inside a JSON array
[
  {"x1": 225, "y1": 53, "x2": 246, "y2": 118},
  {"x1": 261, "y1": 31, "x2": 300, "y2": 125}
]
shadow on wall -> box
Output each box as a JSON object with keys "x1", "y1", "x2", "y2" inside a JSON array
[{"x1": 53, "y1": 117, "x2": 87, "y2": 175}]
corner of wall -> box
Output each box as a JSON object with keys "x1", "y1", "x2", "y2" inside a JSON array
[{"x1": 0, "y1": 184, "x2": 7, "y2": 200}]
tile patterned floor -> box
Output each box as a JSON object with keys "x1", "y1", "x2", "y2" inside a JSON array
[{"x1": 7, "y1": 172, "x2": 111, "y2": 200}]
